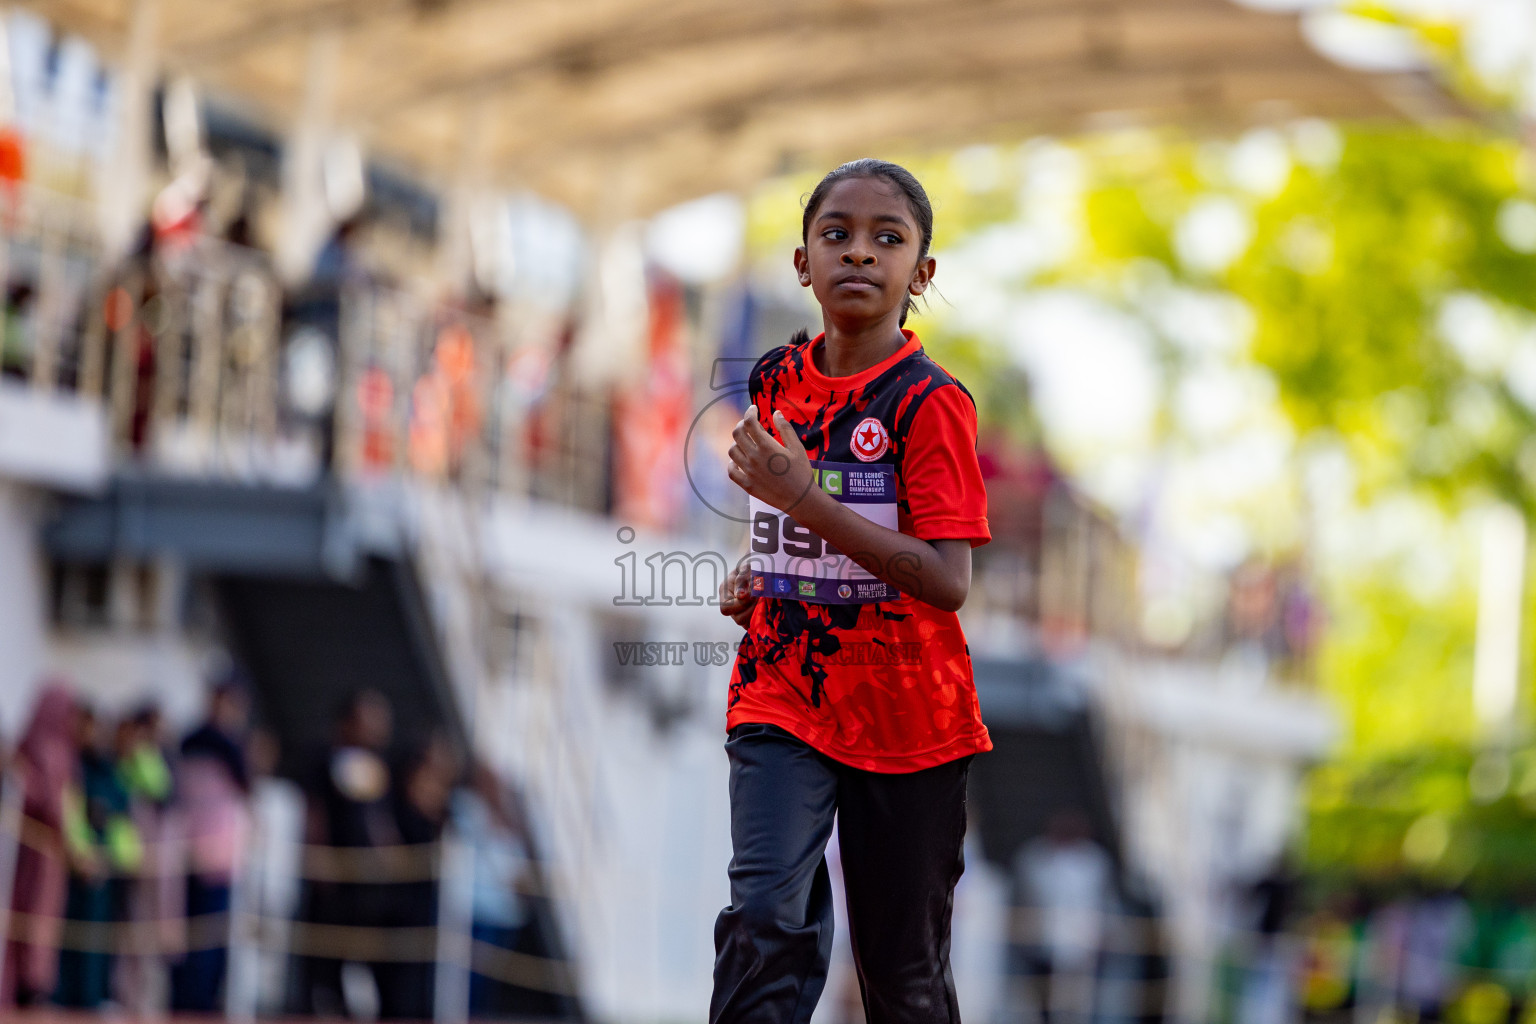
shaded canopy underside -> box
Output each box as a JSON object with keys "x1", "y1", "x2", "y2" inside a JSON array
[{"x1": 25, "y1": 0, "x2": 1461, "y2": 218}]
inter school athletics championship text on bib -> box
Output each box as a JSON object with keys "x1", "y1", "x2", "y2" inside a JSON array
[{"x1": 746, "y1": 459, "x2": 899, "y2": 605}]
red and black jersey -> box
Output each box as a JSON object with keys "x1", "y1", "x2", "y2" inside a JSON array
[{"x1": 727, "y1": 328, "x2": 993, "y2": 772}]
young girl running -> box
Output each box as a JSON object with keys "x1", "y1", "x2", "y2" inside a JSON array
[{"x1": 716, "y1": 159, "x2": 993, "y2": 1024}]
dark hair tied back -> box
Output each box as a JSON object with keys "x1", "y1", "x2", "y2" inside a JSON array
[{"x1": 801, "y1": 158, "x2": 934, "y2": 328}]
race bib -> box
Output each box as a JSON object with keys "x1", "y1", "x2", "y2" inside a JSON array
[{"x1": 747, "y1": 459, "x2": 899, "y2": 604}]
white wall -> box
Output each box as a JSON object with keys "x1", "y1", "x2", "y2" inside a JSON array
[
  {"x1": 0, "y1": 482, "x2": 48, "y2": 740},
  {"x1": 48, "y1": 628, "x2": 217, "y2": 732},
  {"x1": 0, "y1": 484, "x2": 216, "y2": 742}
]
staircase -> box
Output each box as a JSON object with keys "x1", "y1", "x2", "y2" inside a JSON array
[{"x1": 43, "y1": 471, "x2": 585, "y2": 1020}]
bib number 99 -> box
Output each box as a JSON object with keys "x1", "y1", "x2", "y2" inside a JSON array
[{"x1": 751, "y1": 511, "x2": 840, "y2": 558}]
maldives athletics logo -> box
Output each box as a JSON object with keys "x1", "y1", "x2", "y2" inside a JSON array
[{"x1": 850, "y1": 417, "x2": 890, "y2": 462}]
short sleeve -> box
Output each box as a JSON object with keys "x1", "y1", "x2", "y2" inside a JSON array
[
  {"x1": 747, "y1": 344, "x2": 789, "y2": 436},
  {"x1": 902, "y1": 385, "x2": 991, "y2": 547}
]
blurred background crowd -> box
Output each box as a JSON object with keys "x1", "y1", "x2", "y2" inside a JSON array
[
  {"x1": 0, "y1": 0, "x2": 1534, "y2": 1022},
  {"x1": 0, "y1": 675, "x2": 553, "y2": 1020}
]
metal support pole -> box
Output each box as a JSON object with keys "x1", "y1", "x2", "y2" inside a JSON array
[
  {"x1": 225, "y1": 814, "x2": 261, "y2": 1024},
  {"x1": 1473, "y1": 503, "x2": 1528, "y2": 742},
  {"x1": 277, "y1": 30, "x2": 340, "y2": 285},
  {"x1": 434, "y1": 831, "x2": 473, "y2": 1024},
  {"x1": 439, "y1": 99, "x2": 494, "y2": 294},
  {"x1": 31, "y1": 198, "x2": 67, "y2": 391},
  {"x1": 99, "y1": 0, "x2": 158, "y2": 263},
  {"x1": 185, "y1": 272, "x2": 221, "y2": 467}
]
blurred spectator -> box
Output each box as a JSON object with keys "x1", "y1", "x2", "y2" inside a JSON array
[
  {"x1": 292, "y1": 687, "x2": 401, "y2": 1018},
  {"x1": 284, "y1": 214, "x2": 370, "y2": 472},
  {"x1": 224, "y1": 204, "x2": 256, "y2": 250},
  {"x1": 116, "y1": 704, "x2": 176, "y2": 1011},
  {"x1": 383, "y1": 732, "x2": 460, "y2": 1020},
  {"x1": 311, "y1": 214, "x2": 368, "y2": 289},
  {"x1": 120, "y1": 705, "x2": 174, "y2": 807},
  {"x1": 97, "y1": 225, "x2": 162, "y2": 455},
  {"x1": 452, "y1": 761, "x2": 534, "y2": 1018},
  {"x1": 55, "y1": 706, "x2": 141, "y2": 1009},
  {"x1": 1222, "y1": 559, "x2": 1320, "y2": 684},
  {"x1": 169, "y1": 678, "x2": 253, "y2": 1012},
  {"x1": 1359, "y1": 891, "x2": 1410, "y2": 1024},
  {"x1": 4, "y1": 682, "x2": 82, "y2": 1007},
  {"x1": 409, "y1": 321, "x2": 484, "y2": 481},
  {"x1": 1011, "y1": 810, "x2": 1114, "y2": 1024},
  {"x1": 1297, "y1": 891, "x2": 1362, "y2": 1018},
  {"x1": 2, "y1": 282, "x2": 36, "y2": 380},
  {"x1": 1403, "y1": 889, "x2": 1472, "y2": 1023},
  {"x1": 149, "y1": 160, "x2": 210, "y2": 280},
  {"x1": 1237, "y1": 860, "x2": 1299, "y2": 1024}
]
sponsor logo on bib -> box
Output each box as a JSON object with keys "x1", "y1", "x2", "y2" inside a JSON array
[
  {"x1": 838, "y1": 584, "x2": 852, "y2": 599},
  {"x1": 850, "y1": 417, "x2": 889, "y2": 462}
]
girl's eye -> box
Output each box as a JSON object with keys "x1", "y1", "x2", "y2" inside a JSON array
[
  {"x1": 822, "y1": 228, "x2": 847, "y2": 241},
  {"x1": 878, "y1": 232, "x2": 902, "y2": 244}
]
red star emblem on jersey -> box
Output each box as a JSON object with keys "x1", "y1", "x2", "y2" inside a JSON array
[{"x1": 850, "y1": 417, "x2": 889, "y2": 462}]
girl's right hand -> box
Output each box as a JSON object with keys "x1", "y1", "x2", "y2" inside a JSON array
[{"x1": 720, "y1": 563, "x2": 757, "y2": 628}]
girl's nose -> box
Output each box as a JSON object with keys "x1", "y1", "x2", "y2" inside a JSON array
[{"x1": 840, "y1": 250, "x2": 876, "y2": 265}]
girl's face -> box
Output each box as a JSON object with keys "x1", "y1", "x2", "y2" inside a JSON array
[{"x1": 795, "y1": 176, "x2": 934, "y2": 329}]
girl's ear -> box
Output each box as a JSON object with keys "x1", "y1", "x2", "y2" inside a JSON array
[
  {"x1": 909, "y1": 255, "x2": 937, "y2": 296},
  {"x1": 793, "y1": 245, "x2": 812, "y2": 286}
]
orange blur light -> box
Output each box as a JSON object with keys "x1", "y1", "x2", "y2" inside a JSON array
[
  {"x1": 434, "y1": 324, "x2": 476, "y2": 382},
  {"x1": 103, "y1": 287, "x2": 135, "y2": 332}
]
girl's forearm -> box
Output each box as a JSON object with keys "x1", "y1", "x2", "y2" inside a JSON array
[{"x1": 788, "y1": 487, "x2": 964, "y2": 611}]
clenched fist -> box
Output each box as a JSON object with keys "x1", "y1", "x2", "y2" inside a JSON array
[{"x1": 727, "y1": 405, "x2": 816, "y2": 514}]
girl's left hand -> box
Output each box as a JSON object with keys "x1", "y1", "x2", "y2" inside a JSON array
[
  {"x1": 719, "y1": 562, "x2": 757, "y2": 628},
  {"x1": 727, "y1": 406, "x2": 816, "y2": 513}
]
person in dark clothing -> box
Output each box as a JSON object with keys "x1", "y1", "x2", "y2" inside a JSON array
[
  {"x1": 170, "y1": 679, "x2": 253, "y2": 1013},
  {"x1": 380, "y1": 732, "x2": 460, "y2": 1021},
  {"x1": 116, "y1": 704, "x2": 175, "y2": 1013},
  {"x1": 56, "y1": 708, "x2": 137, "y2": 1009},
  {"x1": 178, "y1": 684, "x2": 251, "y2": 792},
  {"x1": 1237, "y1": 862, "x2": 1298, "y2": 1024},
  {"x1": 291, "y1": 688, "x2": 401, "y2": 1019}
]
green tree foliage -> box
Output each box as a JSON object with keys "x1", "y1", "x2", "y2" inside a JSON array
[
  {"x1": 1077, "y1": 127, "x2": 1536, "y2": 514},
  {"x1": 1235, "y1": 131, "x2": 1536, "y2": 513},
  {"x1": 1074, "y1": 125, "x2": 1536, "y2": 884}
]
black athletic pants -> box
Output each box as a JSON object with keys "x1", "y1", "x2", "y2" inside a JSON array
[{"x1": 709, "y1": 722, "x2": 972, "y2": 1024}]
